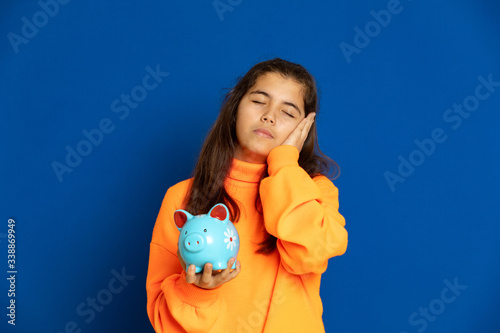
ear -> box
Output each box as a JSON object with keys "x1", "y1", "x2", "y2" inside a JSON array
[
  {"x1": 173, "y1": 210, "x2": 193, "y2": 230},
  {"x1": 209, "y1": 204, "x2": 229, "y2": 222}
]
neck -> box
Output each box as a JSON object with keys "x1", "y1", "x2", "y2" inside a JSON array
[{"x1": 227, "y1": 157, "x2": 267, "y2": 183}]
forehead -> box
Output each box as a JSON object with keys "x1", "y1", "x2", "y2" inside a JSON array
[{"x1": 248, "y1": 73, "x2": 305, "y2": 108}]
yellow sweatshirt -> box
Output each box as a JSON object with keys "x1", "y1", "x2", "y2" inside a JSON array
[{"x1": 146, "y1": 145, "x2": 348, "y2": 332}]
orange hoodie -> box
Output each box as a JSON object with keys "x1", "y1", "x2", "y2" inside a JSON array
[{"x1": 146, "y1": 145, "x2": 348, "y2": 332}]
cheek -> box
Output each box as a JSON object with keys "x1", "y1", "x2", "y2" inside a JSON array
[
  {"x1": 279, "y1": 121, "x2": 300, "y2": 139},
  {"x1": 235, "y1": 114, "x2": 249, "y2": 144},
  {"x1": 234, "y1": 108, "x2": 244, "y2": 132},
  {"x1": 235, "y1": 105, "x2": 247, "y2": 124}
]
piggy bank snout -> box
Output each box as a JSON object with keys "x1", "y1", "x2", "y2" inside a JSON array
[{"x1": 182, "y1": 233, "x2": 206, "y2": 253}]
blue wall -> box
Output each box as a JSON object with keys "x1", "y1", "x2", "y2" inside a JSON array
[{"x1": 1, "y1": 0, "x2": 499, "y2": 332}]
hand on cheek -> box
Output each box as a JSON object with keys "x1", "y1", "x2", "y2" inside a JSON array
[{"x1": 281, "y1": 112, "x2": 316, "y2": 152}]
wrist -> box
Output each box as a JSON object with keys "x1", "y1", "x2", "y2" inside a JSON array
[
  {"x1": 267, "y1": 145, "x2": 300, "y2": 176},
  {"x1": 169, "y1": 271, "x2": 220, "y2": 307}
]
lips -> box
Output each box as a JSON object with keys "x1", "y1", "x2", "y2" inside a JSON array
[{"x1": 253, "y1": 128, "x2": 273, "y2": 138}]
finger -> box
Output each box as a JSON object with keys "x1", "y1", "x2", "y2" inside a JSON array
[
  {"x1": 301, "y1": 114, "x2": 315, "y2": 140},
  {"x1": 200, "y1": 263, "x2": 213, "y2": 286},
  {"x1": 295, "y1": 116, "x2": 309, "y2": 133},
  {"x1": 185, "y1": 265, "x2": 196, "y2": 284},
  {"x1": 297, "y1": 114, "x2": 315, "y2": 138},
  {"x1": 217, "y1": 258, "x2": 235, "y2": 281},
  {"x1": 282, "y1": 113, "x2": 315, "y2": 149},
  {"x1": 298, "y1": 113, "x2": 315, "y2": 141},
  {"x1": 225, "y1": 260, "x2": 241, "y2": 281},
  {"x1": 283, "y1": 118, "x2": 307, "y2": 145},
  {"x1": 306, "y1": 112, "x2": 316, "y2": 125}
]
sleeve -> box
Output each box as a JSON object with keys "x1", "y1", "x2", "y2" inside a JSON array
[
  {"x1": 146, "y1": 184, "x2": 228, "y2": 333},
  {"x1": 259, "y1": 145, "x2": 348, "y2": 275}
]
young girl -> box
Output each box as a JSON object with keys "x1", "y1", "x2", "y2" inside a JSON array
[{"x1": 146, "y1": 58, "x2": 348, "y2": 332}]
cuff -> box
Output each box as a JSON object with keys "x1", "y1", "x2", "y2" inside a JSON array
[
  {"x1": 167, "y1": 271, "x2": 220, "y2": 308},
  {"x1": 267, "y1": 145, "x2": 300, "y2": 176}
]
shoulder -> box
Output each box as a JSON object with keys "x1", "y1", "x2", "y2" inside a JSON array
[
  {"x1": 165, "y1": 178, "x2": 193, "y2": 204},
  {"x1": 152, "y1": 178, "x2": 193, "y2": 251},
  {"x1": 312, "y1": 174, "x2": 337, "y2": 190}
]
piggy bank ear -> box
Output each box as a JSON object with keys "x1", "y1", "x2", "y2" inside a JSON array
[
  {"x1": 174, "y1": 210, "x2": 193, "y2": 230},
  {"x1": 209, "y1": 203, "x2": 229, "y2": 222}
]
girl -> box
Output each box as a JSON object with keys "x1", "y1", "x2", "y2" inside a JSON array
[{"x1": 146, "y1": 58, "x2": 348, "y2": 332}]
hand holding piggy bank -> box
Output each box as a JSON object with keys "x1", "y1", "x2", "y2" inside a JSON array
[{"x1": 174, "y1": 203, "x2": 239, "y2": 273}]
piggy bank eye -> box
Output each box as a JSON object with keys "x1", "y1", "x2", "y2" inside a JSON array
[
  {"x1": 204, "y1": 229, "x2": 207, "y2": 232},
  {"x1": 184, "y1": 231, "x2": 187, "y2": 235}
]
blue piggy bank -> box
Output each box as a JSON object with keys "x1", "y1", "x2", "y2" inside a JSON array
[{"x1": 174, "y1": 203, "x2": 239, "y2": 273}]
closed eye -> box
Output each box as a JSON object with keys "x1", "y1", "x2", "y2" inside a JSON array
[
  {"x1": 283, "y1": 111, "x2": 295, "y2": 118},
  {"x1": 252, "y1": 100, "x2": 265, "y2": 105}
]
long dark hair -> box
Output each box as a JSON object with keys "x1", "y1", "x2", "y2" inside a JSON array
[{"x1": 184, "y1": 58, "x2": 339, "y2": 254}]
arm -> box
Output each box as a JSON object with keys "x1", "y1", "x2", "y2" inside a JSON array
[
  {"x1": 259, "y1": 145, "x2": 348, "y2": 275},
  {"x1": 146, "y1": 185, "x2": 228, "y2": 332}
]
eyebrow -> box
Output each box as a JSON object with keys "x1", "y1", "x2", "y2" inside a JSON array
[{"x1": 249, "y1": 90, "x2": 303, "y2": 116}]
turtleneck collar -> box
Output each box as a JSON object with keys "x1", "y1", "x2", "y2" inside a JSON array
[{"x1": 227, "y1": 158, "x2": 267, "y2": 183}]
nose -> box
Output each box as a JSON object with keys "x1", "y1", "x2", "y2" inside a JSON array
[
  {"x1": 183, "y1": 233, "x2": 205, "y2": 253},
  {"x1": 260, "y1": 109, "x2": 275, "y2": 124}
]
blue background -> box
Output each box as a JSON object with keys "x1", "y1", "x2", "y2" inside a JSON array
[{"x1": 1, "y1": 0, "x2": 499, "y2": 332}]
